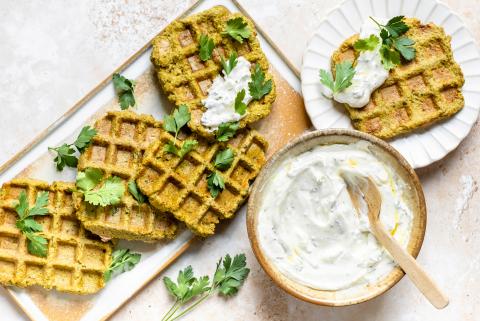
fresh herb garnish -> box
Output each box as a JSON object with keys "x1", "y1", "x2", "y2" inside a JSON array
[
  {"x1": 112, "y1": 73, "x2": 136, "y2": 110},
  {"x1": 164, "y1": 139, "x2": 198, "y2": 159},
  {"x1": 161, "y1": 253, "x2": 249, "y2": 321},
  {"x1": 163, "y1": 105, "x2": 197, "y2": 159},
  {"x1": 370, "y1": 16, "x2": 415, "y2": 69},
  {"x1": 214, "y1": 148, "x2": 234, "y2": 170},
  {"x1": 76, "y1": 168, "x2": 125, "y2": 207},
  {"x1": 104, "y1": 249, "x2": 141, "y2": 282},
  {"x1": 48, "y1": 126, "x2": 97, "y2": 171},
  {"x1": 216, "y1": 122, "x2": 239, "y2": 142},
  {"x1": 199, "y1": 34, "x2": 215, "y2": 61},
  {"x1": 15, "y1": 191, "x2": 49, "y2": 257},
  {"x1": 234, "y1": 89, "x2": 247, "y2": 115},
  {"x1": 128, "y1": 180, "x2": 146, "y2": 204},
  {"x1": 248, "y1": 63, "x2": 272, "y2": 100},
  {"x1": 220, "y1": 52, "x2": 238, "y2": 75},
  {"x1": 222, "y1": 17, "x2": 251, "y2": 43},
  {"x1": 207, "y1": 171, "x2": 225, "y2": 198},
  {"x1": 319, "y1": 61, "x2": 356, "y2": 94},
  {"x1": 353, "y1": 34, "x2": 380, "y2": 51}
]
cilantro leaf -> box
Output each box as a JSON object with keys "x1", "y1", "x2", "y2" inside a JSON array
[
  {"x1": 213, "y1": 253, "x2": 250, "y2": 296},
  {"x1": 74, "y1": 126, "x2": 97, "y2": 153},
  {"x1": 214, "y1": 148, "x2": 234, "y2": 170},
  {"x1": 354, "y1": 34, "x2": 380, "y2": 51},
  {"x1": 220, "y1": 52, "x2": 238, "y2": 75},
  {"x1": 199, "y1": 34, "x2": 215, "y2": 61},
  {"x1": 128, "y1": 180, "x2": 145, "y2": 204},
  {"x1": 394, "y1": 37, "x2": 415, "y2": 61},
  {"x1": 104, "y1": 249, "x2": 141, "y2": 281},
  {"x1": 222, "y1": 17, "x2": 251, "y2": 43},
  {"x1": 84, "y1": 176, "x2": 125, "y2": 207},
  {"x1": 48, "y1": 144, "x2": 78, "y2": 171},
  {"x1": 164, "y1": 139, "x2": 198, "y2": 159},
  {"x1": 370, "y1": 16, "x2": 415, "y2": 69},
  {"x1": 25, "y1": 232, "x2": 48, "y2": 257},
  {"x1": 163, "y1": 105, "x2": 191, "y2": 137},
  {"x1": 380, "y1": 46, "x2": 401, "y2": 70},
  {"x1": 207, "y1": 171, "x2": 225, "y2": 198},
  {"x1": 248, "y1": 63, "x2": 272, "y2": 100},
  {"x1": 384, "y1": 16, "x2": 409, "y2": 38},
  {"x1": 234, "y1": 89, "x2": 247, "y2": 115},
  {"x1": 76, "y1": 168, "x2": 104, "y2": 192},
  {"x1": 163, "y1": 266, "x2": 210, "y2": 303},
  {"x1": 319, "y1": 61, "x2": 356, "y2": 94},
  {"x1": 112, "y1": 73, "x2": 136, "y2": 110},
  {"x1": 14, "y1": 191, "x2": 49, "y2": 257},
  {"x1": 216, "y1": 122, "x2": 239, "y2": 142}
]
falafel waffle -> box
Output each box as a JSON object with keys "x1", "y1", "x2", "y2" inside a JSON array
[
  {"x1": 74, "y1": 111, "x2": 179, "y2": 242},
  {"x1": 136, "y1": 128, "x2": 268, "y2": 236},
  {"x1": 0, "y1": 179, "x2": 113, "y2": 294},
  {"x1": 332, "y1": 18, "x2": 464, "y2": 139},
  {"x1": 151, "y1": 5, "x2": 276, "y2": 138}
]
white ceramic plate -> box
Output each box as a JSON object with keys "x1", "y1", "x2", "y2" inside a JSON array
[{"x1": 301, "y1": 0, "x2": 480, "y2": 168}]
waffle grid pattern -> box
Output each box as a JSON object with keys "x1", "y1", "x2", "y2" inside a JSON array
[
  {"x1": 151, "y1": 5, "x2": 275, "y2": 138},
  {"x1": 136, "y1": 128, "x2": 268, "y2": 236},
  {"x1": 0, "y1": 179, "x2": 113, "y2": 294},
  {"x1": 75, "y1": 111, "x2": 178, "y2": 241},
  {"x1": 333, "y1": 18, "x2": 464, "y2": 139}
]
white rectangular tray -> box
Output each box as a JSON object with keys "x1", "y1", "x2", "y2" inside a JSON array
[{"x1": 1, "y1": 0, "x2": 301, "y2": 320}]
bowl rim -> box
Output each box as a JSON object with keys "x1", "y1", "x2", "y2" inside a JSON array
[{"x1": 246, "y1": 128, "x2": 427, "y2": 306}]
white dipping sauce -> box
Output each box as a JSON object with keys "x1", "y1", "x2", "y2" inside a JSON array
[
  {"x1": 257, "y1": 142, "x2": 413, "y2": 291},
  {"x1": 322, "y1": 18, "x2": 389, "y2": 108},
  {"x1": 201, "y1": 56, "x2": 252, "y2": 129}
]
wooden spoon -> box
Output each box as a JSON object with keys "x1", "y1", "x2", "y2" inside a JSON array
[{"x1": 344, "y1": 175, "x2": 449, "y2": 309}]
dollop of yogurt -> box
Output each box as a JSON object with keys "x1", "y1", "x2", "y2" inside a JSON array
[
  {"x1": 201, "y1": 56, "x2": 252, "y2": 129},
  {"x1": 257, "y1": 142, "x2": 413, "y2": 291},
  {"x1": 322, "y1": 18, "x2": 389, "y2": 108}
]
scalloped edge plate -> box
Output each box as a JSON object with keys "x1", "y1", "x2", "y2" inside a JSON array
[{"x1": 301, "y1": 0, "x2": 480, "y2": 168}]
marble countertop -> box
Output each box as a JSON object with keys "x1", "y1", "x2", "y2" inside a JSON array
[{"x1": 1, "y1": 0, "x2": 479, "y2": 320}]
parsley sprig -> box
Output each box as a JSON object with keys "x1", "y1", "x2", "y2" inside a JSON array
[
  {"x1": 112, "y1": 73, "x2": 136, "y2": 110},
  {"x1": 15, "y1": 191, "x2": 49, "y2": 257},
  {"x1": 248, "y1": 63, "x2": 272, "y2": 100},
  {"x1": 76, "y1": 168, "x2": 125, "y2": 207},
  {"x1": 319, "y1": 61, "x2": 356, "y2": 94},
  {"x1": 161, "y1": 253, "x2": 249, "y2": 321},
  {"x1": 368, "y1": 16, "x2": 416, "y2": 70},
  {"x1": 207, "y1": 148, "x2": 235, "y2": 198},
  {"x1": 222, "y1": 18, "x2": 251, "y2": 43},
  {"x1": 48, "y1": 126, "x2": 97, "y2": 171},
  {"x1": 128, "y1": 180, "x2": 146, "y2": 204},
  {"x1": 220, "y1": 52, "x2": 238, "y2": 75},
  {"x1": 216, "y1": 122, "x2": 239, "y2": 142},
  {"x1": 199, "y1": 34, "x2": 214, "y2": 61},
  {"x1": 104, "y1": 249, "x2": 141, "y2": 281},
  {"x1": 163, "y1": 105, "x2": 198, "y2": 159},
  {"x1": 234, "y1": 89, "x2": 247, "y2": 115}
]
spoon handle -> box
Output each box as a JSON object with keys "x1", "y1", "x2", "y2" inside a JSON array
[{"x1": 372, "y1": 224, "x2": 449, "y2": 309}]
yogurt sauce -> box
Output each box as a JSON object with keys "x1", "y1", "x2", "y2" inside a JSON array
[
  {"x1": 201, "y1": 56, "x2": 252, "y2": 129},
  {"x1": 322, "y1": 18, "x2": 389, "y2": 108},
  {"x1": 257, "y1": 142, "x2": 413, "y2": 291}
]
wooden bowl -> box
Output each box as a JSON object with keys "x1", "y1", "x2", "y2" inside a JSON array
[{"x1": 246, "y1": 129, "x2": 427, "y2": 306}]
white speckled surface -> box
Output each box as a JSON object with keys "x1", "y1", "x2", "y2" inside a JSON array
[{"x1": 1, "y1": 0, "x2": 480, "y2": 320}]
